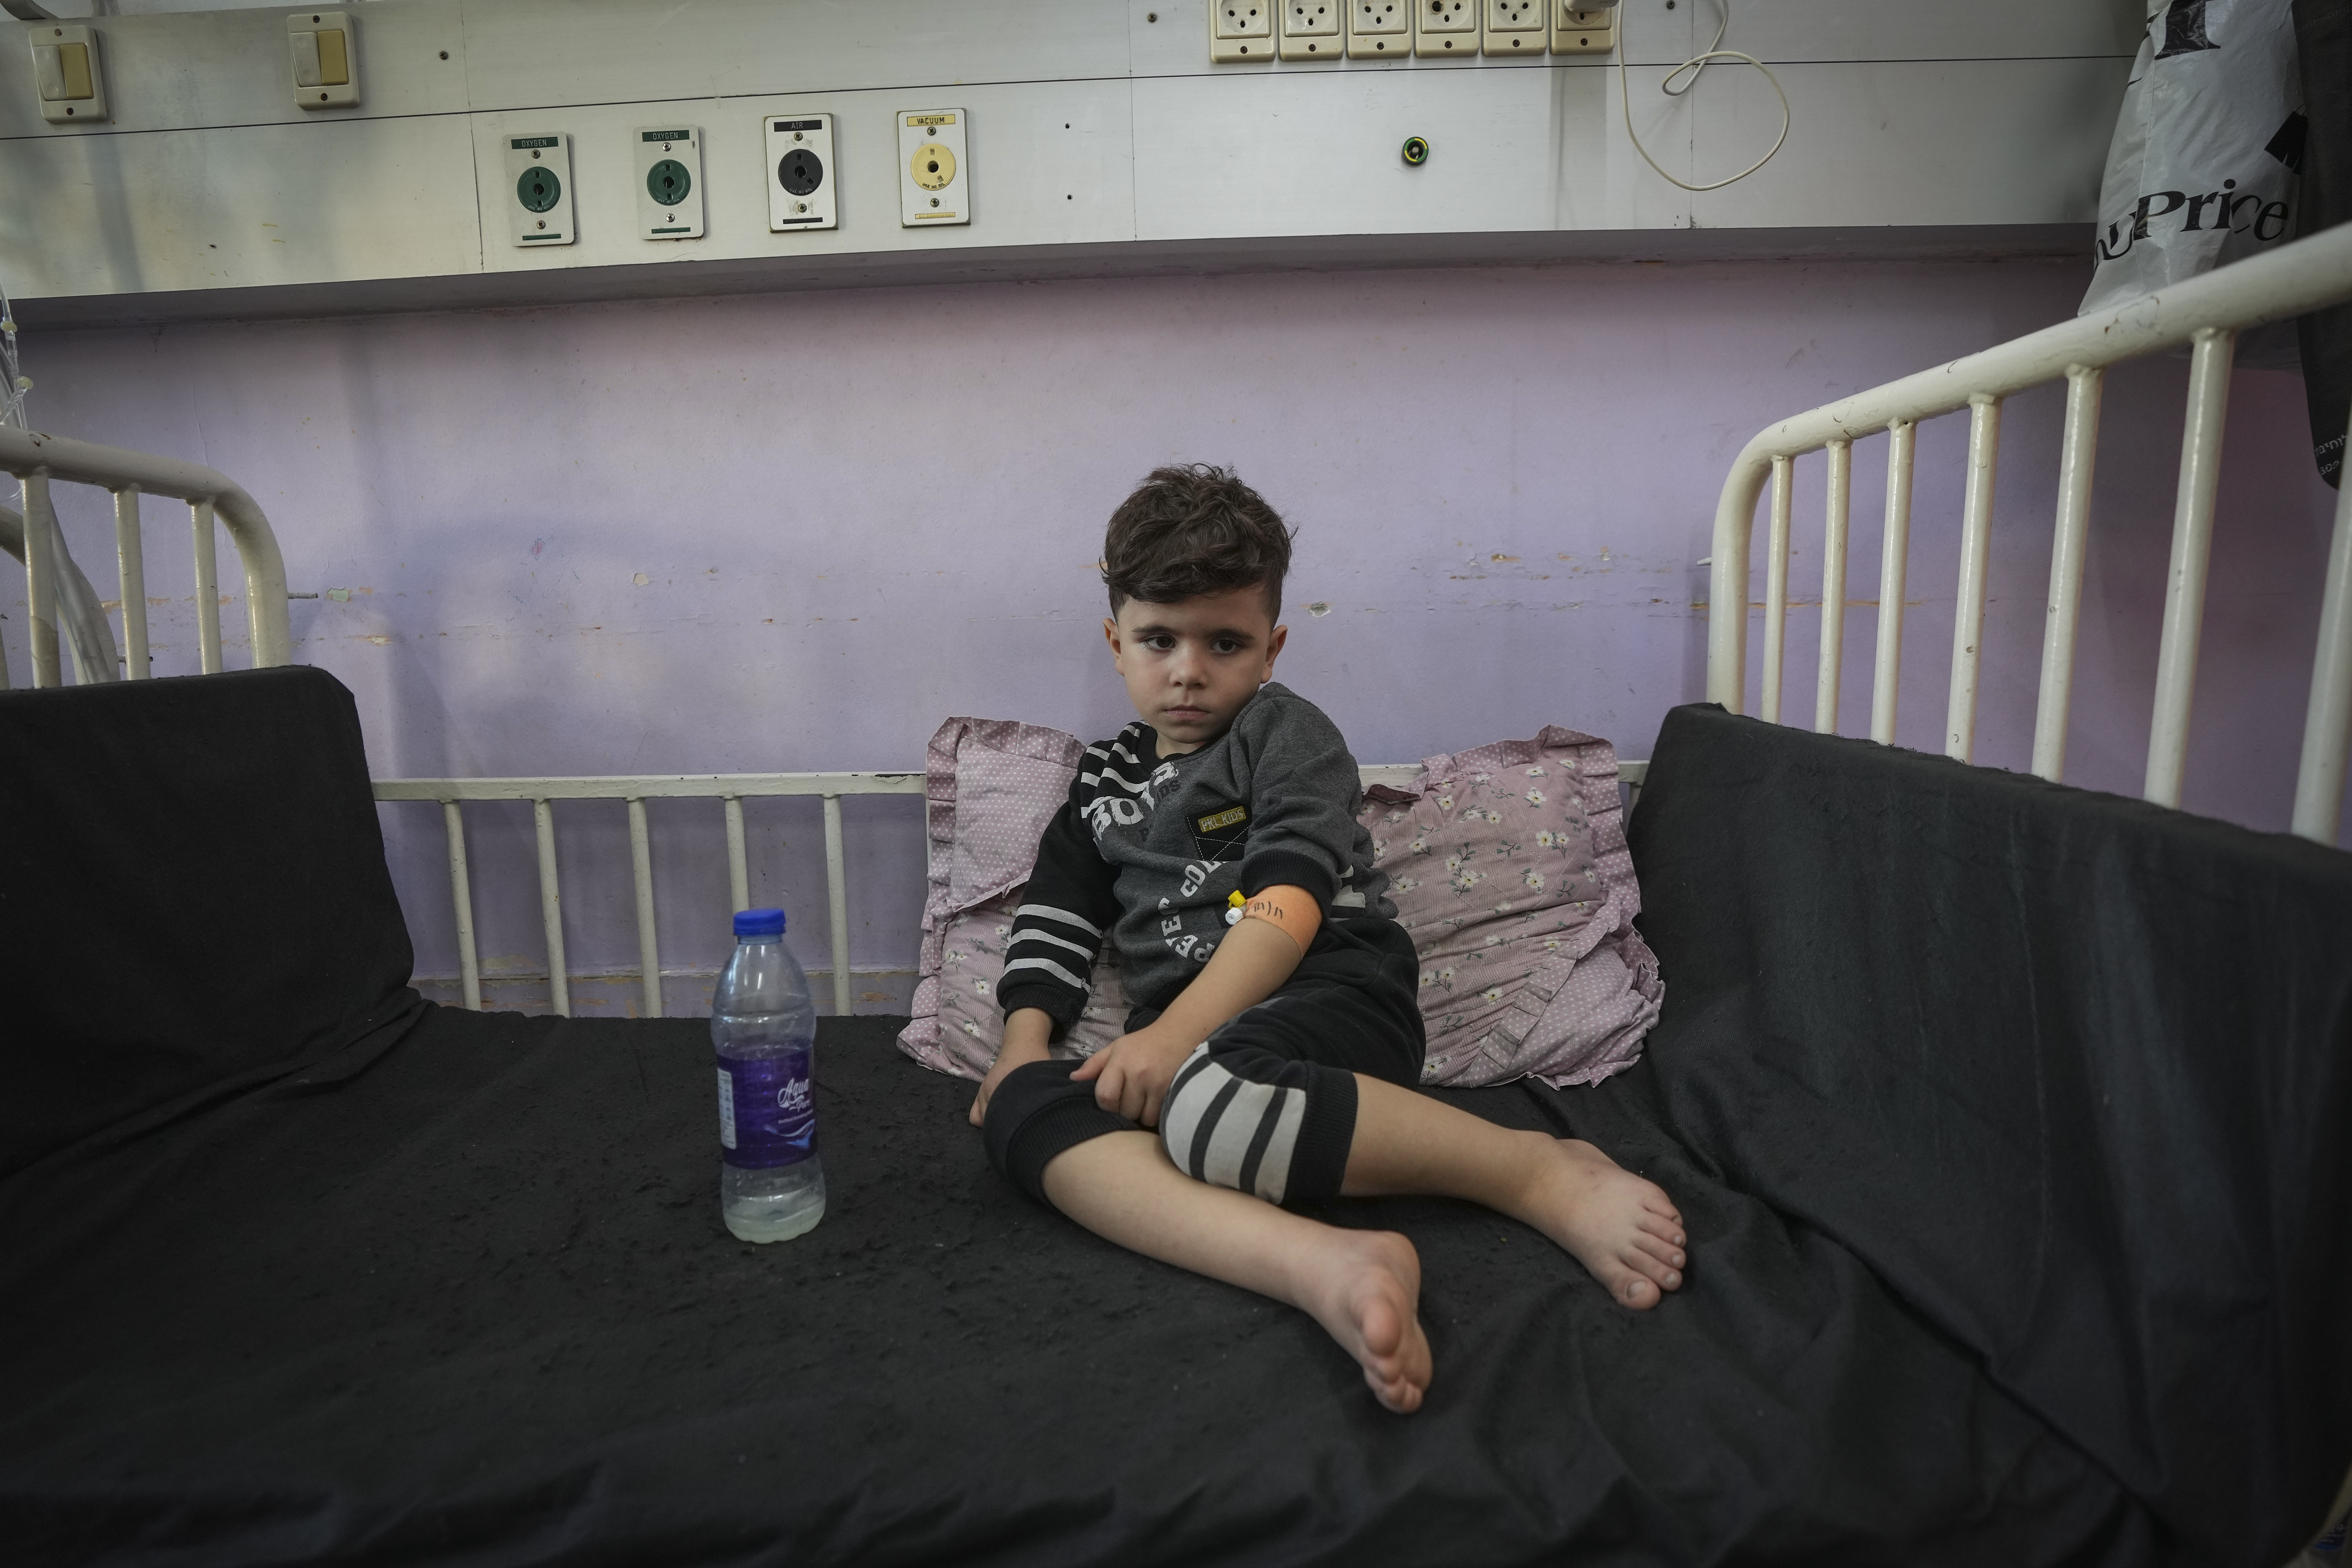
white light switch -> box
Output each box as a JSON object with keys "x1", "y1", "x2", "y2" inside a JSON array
[
  {"x1": 287, "y1": 11, "x2": 358, "y2": 109},
  {"x1": 898, "y1": 109, "x2": 969, "y2": 229},
  {"x1": 504, "y1": 133, "x2": 576, "y2": 248},
  {"x1": 765, "y1": 113, "x2": 838, "y2": 232},
  {"x1": 635, "y1": 125, "x2": 704, "y2": 240},
  {"x1": 29, "y1": 25, "x2": 105, "y2": 124}
]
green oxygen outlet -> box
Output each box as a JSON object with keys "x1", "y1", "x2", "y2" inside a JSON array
[
  {"x1": 517, "y1": 166, "x2": 563, "y2": 213},
  {"x1": 646, "y1": 159, "x2": 692, "y2": 207},
  {"x1": 633, "y1": 124, "x2": 704, "y2": 240}
]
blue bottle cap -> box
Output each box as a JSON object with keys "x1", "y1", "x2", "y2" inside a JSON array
[{"x1": 734, "y1": 907, "x2": 787, "y2": 938}]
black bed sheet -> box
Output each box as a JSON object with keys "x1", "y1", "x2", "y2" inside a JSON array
[
  {"x1": 2, "y1": 1008, "x2": 2149, "y2": 1568},
  {"x1": 1626, "y1": 704, "x2": 2352, "y2": 1568}
]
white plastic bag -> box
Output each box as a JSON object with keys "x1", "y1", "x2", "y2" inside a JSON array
[{"x1": 2081, "y1": 0, "x2": 2304, "y2": 345}]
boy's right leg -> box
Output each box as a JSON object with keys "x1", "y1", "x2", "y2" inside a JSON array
[
  {"x1": 1339, "y1": 1075, "x2": 1687, "y2": 1308},
  {"x1": 984, "y1": 1058, "x2": 1433, "y2": 1411},
  {"x1": 1044, "y1": 1130, "x2": 1431, "y2": 1412}
]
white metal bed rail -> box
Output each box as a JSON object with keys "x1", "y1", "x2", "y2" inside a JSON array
[
  {"x1": 372, "y1": 761, "x2": 1646, "y2": 1021},
  {"x1": 373, "y1": 771, "x2": 927, "y2": 1021},
  {"x1": 1, "y1": 426, "x2": 294, "y2": 684},
  {"x1": 1706, "y1": 222, "x2": 2352, "y2": 844}
]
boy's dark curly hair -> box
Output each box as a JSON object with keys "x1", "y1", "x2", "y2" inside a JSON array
[{"x1": 1102, "y1": 465, "x2": 1296, "y2": 621}]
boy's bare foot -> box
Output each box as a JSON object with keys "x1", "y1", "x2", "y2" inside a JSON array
[
  {"x1": 1292, "y1": 1228, "x2": 1432, "y2": 1413},
  {"x1": 1521, "y1": 1136, "x2": 1688, "y2": 1309}
]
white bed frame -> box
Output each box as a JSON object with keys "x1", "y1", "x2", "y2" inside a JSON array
[{"x1": 5, "y1": 225, "x2": 2350, "y2": 1023}]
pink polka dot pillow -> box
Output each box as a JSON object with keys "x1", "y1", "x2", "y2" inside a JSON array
[
  {"x1": 1361, "y1": 726, "x2": 1661, "y2": 1089},
  {"x1": 897, "y1": 719, "x2": 1128, "y2": 1080}
]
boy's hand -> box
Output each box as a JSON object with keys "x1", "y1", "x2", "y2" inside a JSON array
[
  {"x1": 1070, "y1": 1026, "x2": 1200, "y2": 1128},
  {"x1": 971, "y1": 1011, "x2": 1054, "y2": 1128}
]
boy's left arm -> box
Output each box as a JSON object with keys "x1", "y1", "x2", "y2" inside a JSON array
[{"x1": 1074, "y1": 702, "x2": 1362, "y2": 1125}]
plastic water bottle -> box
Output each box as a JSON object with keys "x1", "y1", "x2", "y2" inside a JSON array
[{"x1": 712, "y1": 907, "x2": 826, "y2": 1242}]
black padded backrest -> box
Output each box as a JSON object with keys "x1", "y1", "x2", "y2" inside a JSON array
[
  {"x1": 1628, "y1": 703, "x2": 2352, "y2": 1565},
  {"x1": 0, "y1": 666, "x2": 414, "y2": 1176}
]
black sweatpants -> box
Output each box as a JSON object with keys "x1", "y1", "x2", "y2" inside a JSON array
[{"x1": 982, "y1": 917, "x2": 1424, "y2": 1209}]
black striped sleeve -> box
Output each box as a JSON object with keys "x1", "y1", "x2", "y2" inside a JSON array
[{"x1": 998, "y1": 789, "x2": 1118, "y2": 1040}]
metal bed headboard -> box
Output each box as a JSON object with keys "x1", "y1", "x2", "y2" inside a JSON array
[
  {"x1": 367, "y1": 761, "x2": 1630, "y2": 1021},
  {"x1": 1707, "y1": 221, "x2": 2352, "y2": 845},
  {"x1": 0, "y1": 426, "x2": 294, "y2": 684}
]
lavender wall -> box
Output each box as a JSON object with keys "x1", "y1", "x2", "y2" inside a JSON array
[{"x1": 15, "y1": 257, "x2": 2345, "y2": 1012}]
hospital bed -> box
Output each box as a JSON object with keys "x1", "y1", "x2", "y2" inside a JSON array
[{"x1": 4, "y1": 225, "x2": 2352, "y2": 1567}]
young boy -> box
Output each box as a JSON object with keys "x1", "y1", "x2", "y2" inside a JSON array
[{"x1": 969, "y1": 465, "x2": 1685, "y2": 1412}]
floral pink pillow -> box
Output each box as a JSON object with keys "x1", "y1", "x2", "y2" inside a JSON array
[
  {"x1": 1361, "y1": 726, "x2": 1661, "y2": 1089},
  {"x1": 897, "y1": 719, "x2": 1129, "y2": 1081},
  {"x1": 910, "y1": 891, "x2": 1132, "y2": 1079}
]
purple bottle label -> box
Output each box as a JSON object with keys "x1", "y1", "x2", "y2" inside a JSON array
[{"x1": 719, "y1": 1048, "x2": 817, "y2": 1169}]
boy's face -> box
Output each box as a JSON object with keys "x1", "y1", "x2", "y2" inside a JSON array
[{"x1": 1103, "y1": 586, "x2": 1287, "y2": 755}]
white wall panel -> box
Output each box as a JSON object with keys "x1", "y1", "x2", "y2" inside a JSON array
[
  {"x1": 1686, "y1": 58, "x2": 2126, "y2": 230},
  {"x1": 470, "y1": 80, "x2": 1138, "y2": 276},
  {"x1": 1134, "y1": 64, "x2": 1697, "y2": 239},
  {"x1": 1720, "y1": 0, "x2": 2143, "y2": 63},
  {"x1": 456, "y1": 0, "x2": 1130, "y2": 113},
  {"x1": 2, "y1": 3, "x2": 467, "y2": 138},
  {"x1": 1, "y1": 0, "x2": 2134, "y2": 323},
  {"x1": 2, "y1": 114, "x2": 480, "y2": 297}
]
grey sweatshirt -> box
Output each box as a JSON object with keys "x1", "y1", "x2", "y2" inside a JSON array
[{"x1": 996, "y1": 682, "x2": 1396, "y2": 1031}]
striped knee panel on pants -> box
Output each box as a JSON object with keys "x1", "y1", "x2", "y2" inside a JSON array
[{"x1": 1157, "y1": 1040, "x2": 1357, "y2": 1206}]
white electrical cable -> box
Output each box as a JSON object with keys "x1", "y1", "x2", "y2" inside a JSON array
[{"x1": 1616, "y1": 0, "x2": 1790, "y2": 193}]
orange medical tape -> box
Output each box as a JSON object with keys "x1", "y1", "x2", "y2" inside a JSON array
[{"x1": 1240, "y1": 885, "x2": 1321, "y2": 954}]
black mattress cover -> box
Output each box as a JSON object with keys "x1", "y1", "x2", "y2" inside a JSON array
[
  {"x1": 4, "y1": 672, "x2": 2345, "y2": 1566},
  {"x1": 1627, "y1": 704, "x2": 2352, "y2": 1567},
  {"x1": 4, "y1": 1011, "x2": 2148, "y2": 1567}
]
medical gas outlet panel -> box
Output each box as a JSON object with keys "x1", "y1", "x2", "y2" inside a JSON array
[{"x1": 485, "y1": 109, "x2": 959, "y2": 248}]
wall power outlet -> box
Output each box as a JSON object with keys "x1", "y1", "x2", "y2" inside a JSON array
[
  {"x1": 765, "y1": 113, "x2": 838, "y2": 232},
  {"x1": 635, "y1": 125, "x2": 704, "y2": 240},
  {"x1": 1416, "y1": 0, "x2": 1479, "y2": 56},
  {"x1": 1278, "y1": 0, "x2": 1340, "y2": 60},
  {"x1": 1210, "y1": 0, "x2": 1272, "y2": 62},
  {"x1": 1484, "y1": 0, "x2": 1544, "y2": 53},
  {"x1": 1346, "y1": 0, "x2": 1408, "y2": 58},
  {"x1": 504, "y1": 133, "x2": 575, "y2": 247},
  {"x1": 1551, "y1": 0, "x2": 1618, "y2": 53}
]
